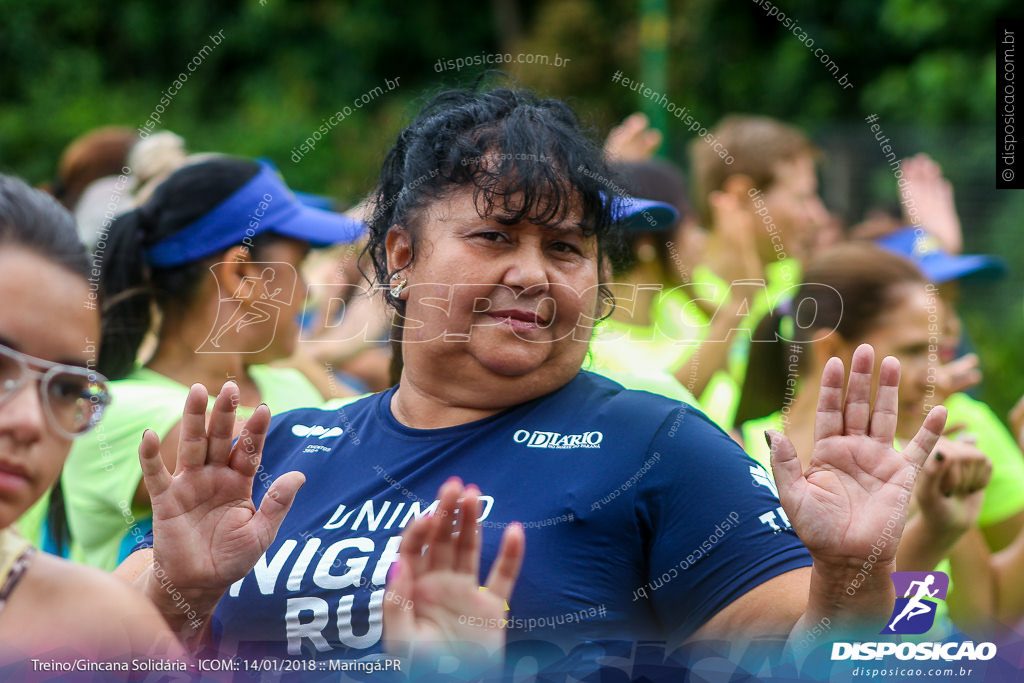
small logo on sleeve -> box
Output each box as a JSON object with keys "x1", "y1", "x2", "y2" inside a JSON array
[{"x1": 749, "y1": 465, "x2": 779, "y2": 498}]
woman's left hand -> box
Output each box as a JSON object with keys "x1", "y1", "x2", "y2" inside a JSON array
[
  {"x1": 383, "y1": 478, "x2": 525, "y2": 666},
  {"x1": 768, "y1": 344, "x2": 946, "y2": 570}
]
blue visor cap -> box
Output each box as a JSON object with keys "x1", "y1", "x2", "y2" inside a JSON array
[
  {"x1": 875, "y1": 227, "x2": 1006, "y2": 284},
  {"x1": 144, "y1": 163, "x2": 366, "y2": 268},
  {"x1": 609, "y1": 195, "x2": 679, "y2": 232}
]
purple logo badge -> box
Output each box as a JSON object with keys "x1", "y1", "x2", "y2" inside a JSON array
[{"x1": 881, "y1": 571, "x2": 949, "y2": 635}]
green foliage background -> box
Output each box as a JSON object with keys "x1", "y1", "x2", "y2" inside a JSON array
[{"x1": 1, "y1": 0, "x2": 1021, "y2": 418}]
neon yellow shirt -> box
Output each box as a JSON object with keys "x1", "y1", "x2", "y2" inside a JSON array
[
  {"x1": 61, "y1": 365, "x2": 324, "y2": 570},
  {"x1": 691, "y1": 259, "x2": 801, "y2": 429},
  {"x1": 588, "y1": 285, "x2": 702, "y2": 406}
]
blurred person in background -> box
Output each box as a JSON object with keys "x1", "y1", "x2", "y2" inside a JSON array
[
  {"x1": 689, "y1": 115, "x2": 831, "y2": 430},
  {"x1": 587, "y1": 158, "x2": 704, "y2": 404},
  {"x1": 59, "y1": 158, "x2": 365, "y2": 571},
  {"x1": 873, "y1": 227, "x2": 1024, "y2": 629},
  {"x1": 0, "y1": 173, "x2": 182, "y2": 664},
  {"x1": 297, "y1": 239, "x2": 395, "y2": 395},
  {"x1": 45, "y1": 126, "x2": 138, "y2": 250},
  {"x1": 864, "y1": 153, "x2": 1023, "y2": 554}
]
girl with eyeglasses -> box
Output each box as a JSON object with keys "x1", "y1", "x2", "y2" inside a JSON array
[{"x1": 0, "y1": 174, "x2": 182, "y2": 663}]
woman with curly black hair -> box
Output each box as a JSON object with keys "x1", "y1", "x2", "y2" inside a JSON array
[{"x1": 119, "y1": 86, "x2": 945, "y2": 677}]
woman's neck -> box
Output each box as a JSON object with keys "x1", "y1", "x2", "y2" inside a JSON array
[
  {"x1": 146, "y1": 330, "x2": 262, "y2": 406},
  {"x1": 390, "y1": 373, "x2": 504, "y2": 430}
]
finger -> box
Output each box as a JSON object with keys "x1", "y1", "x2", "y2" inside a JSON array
[
  {"x1": 923, "y1": 453, "x2": 947, "y2": 499},
  {"x1": 176, "y1": 384, "x2": 211, "y2": 471},
  {"x1": 939, "y1": 460, "x2": 961, "y2": 497},
  {"x1": 383, "y1": 558, "x2": 415, "y2": 652},
  {"x1": 869, "y1": 355, "x2": 900, "y2": 444},
  {"x1": 454, "y1": 485, "x2": 482, "y2": 577},
  {"x1": 484, "y1": 522, "x2": 525, "y2": 603},
  {"x1": 975, "y1": 457, "x2": 993, "y2": 492},
  {"x1": 250, "y1": 471, "x2": 305, "y2": 548},
  {"x1": 427, "y1": 478, "x2": 463, "y2": 571},
  {"x1": 814, "y1": 357, "x2": 846, "y2": 441},
  {"x1": 229, "y1": 404, "x2": 271, "y2": 476},
  {"x1": 637, "y1": 128, "x2": 663, "y2": 157},
  {"x1": 943, "y1": 354, "x2": 981, "y2": 394},
  {"x1": 902, "y1": 405, "x2": 947, "y2": 470},
  {"x1": 206, "y1": 382, "x2": 241, "y2": 465},
  {"x1": 399, "y1": 512, "x2": 433, "y2": 580},
  {"x1": 768, "y1": 430, "x2": 806, "y2": 506},
  {"x1": 844, "y1": 344, "x2": 875, "y2": 436},
  {"x1": 963, "y1": 454, "x2": 991, "y2": 494},
  {"x1": 138, "y1": 429, "x2": 172, "y2": 498}
]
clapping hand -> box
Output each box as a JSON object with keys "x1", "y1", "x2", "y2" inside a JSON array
[{"x1": 384, "y1": 478, "x2": 525, "y2": 667}]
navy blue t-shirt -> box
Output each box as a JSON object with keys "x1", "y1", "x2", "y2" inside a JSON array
[{"x1": 137, "y1": 371, "x2": 810, "y2": 666}]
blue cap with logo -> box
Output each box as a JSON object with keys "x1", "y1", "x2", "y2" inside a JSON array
[{"x1": 875, "y1": 227, "x2": 1006, "y2": 284}]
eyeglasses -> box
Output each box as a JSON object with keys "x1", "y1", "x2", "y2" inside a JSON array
[{"x1": 0, "y1": 342, "x2": 111, "y2": 438}]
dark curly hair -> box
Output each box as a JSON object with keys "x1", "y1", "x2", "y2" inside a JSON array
[{"x1": 364, "y1": 83, "x2": 627, "y2": 312}]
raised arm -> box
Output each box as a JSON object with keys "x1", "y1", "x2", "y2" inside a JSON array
[
  {"x1": 121, "y1": 381, "x2": 305, "y2": 650},
  {"x1": 691, "y1": 344, "x2": 946, "y2": 647},
  {"x1": 896, "y1": 436, "x2": 990, "y2": 573}
]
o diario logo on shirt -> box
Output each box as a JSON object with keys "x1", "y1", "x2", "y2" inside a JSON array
[{"x1": 513, "y1": 429, "x2": 603, "y2": 449}]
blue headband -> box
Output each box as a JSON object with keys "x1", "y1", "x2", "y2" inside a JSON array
[{"x1": 144, "y1": 163, "x2": 364, "y2": 268}]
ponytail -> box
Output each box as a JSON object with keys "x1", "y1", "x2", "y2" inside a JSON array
[
  {"x1": 96, "y1": 157, "x2": 264, "y2": 380},
  {"x1": 97, "y1": 209, "x2": 154, "y2": 380}
]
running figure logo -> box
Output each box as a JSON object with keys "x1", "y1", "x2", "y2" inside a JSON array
[
  {"x1": 197, "y1": 262, "x2": 297, "y2": 353},
  {"x1": 881, "y1": 571, "x2": 949, "y2": 635}
]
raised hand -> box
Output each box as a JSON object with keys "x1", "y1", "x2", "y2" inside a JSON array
[
  {"x1": 603, "y1": 112, "x2": 663, "y2": 162},
  {"x1": 139, "y1": 382, "x2": 305, "y2": 593},
  {"x1": 914, "y1": 436, "x2": 991, "y2": 535},
  {"x1": 708, "y1": 189, "x2": 762, "y2": 285},
  {"x1": 384, "y1": 478, "x2": 524, "y2": 665},
  {"x1": 900, "y1": 154, "x2": 962, "y2": 254},
  {"x1": 935, "y1": 353, "x2": 981, "y2": 404},
  {"x1": 768, "y1": 344, "x2": 946, "y2": 569}
]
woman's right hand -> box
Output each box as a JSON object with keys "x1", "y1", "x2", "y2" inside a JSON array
[{"x1": 138, "y1": 382, "x2": 305, "y2": 598}]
